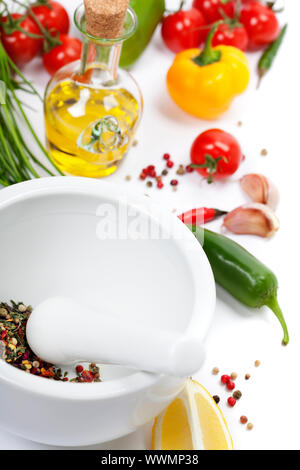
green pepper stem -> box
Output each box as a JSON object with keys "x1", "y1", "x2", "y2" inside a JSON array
[
  {"x1": 265, "y1": 295, "x2": 289, "y2": 345},
  {"x1": 192, "y1": 23, "x2": 222, "y2": 67}
]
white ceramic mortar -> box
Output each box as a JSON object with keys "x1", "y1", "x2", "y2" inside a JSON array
[{"x1": 0, "y1": 177, "x2": 215, "y2": 446}]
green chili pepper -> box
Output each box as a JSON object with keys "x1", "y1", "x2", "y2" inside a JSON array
[
  {"x1": 120, "y1": 0, "x2": 165, "y2": 69},
  {"x1": 257, "y1": 24, "x2": 288, "y2": 88},
  {"x1": 187, "y1": 226, "x2": 289, "y2": 345}
]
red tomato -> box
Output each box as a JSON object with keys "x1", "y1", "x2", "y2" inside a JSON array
[
  {"x1": 211, "y1": 22, "x2": 249, "y2": 51},
  {"x1": 190, "y1": 129, "x2": 243, "y2": 183},
  {"x1": 30, "y1": 1, "x2": 70, "y2": 35},
  {"x1": 161, "y1": 8, "x2": 206, "y2": 53},
  {"x1": 0, "y1": 14, "x2": 42, "y2": 66},
  {"x1": 42, "y1": 34, "x2": 82, "y2": 76},
  {"x1": 240, "y1": 1, "x2": 279, "y2": 49},
  {"x1": 193, "y1": 0, "x2": 236, "y2": 23}
]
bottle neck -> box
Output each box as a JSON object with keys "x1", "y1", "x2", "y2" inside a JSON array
[{"x1": 80, "y1": 38, "x2": 123, "y2": 83}]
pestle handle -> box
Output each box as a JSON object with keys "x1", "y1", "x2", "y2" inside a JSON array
[{"x1": 26, "y1": 297, "x2": 205, "y2": 377}]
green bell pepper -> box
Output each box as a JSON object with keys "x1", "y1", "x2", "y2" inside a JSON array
[{"x1": 120, "y1": 0, "x2": 165, "y2": 69}]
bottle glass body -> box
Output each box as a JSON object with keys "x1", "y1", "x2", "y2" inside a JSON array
[{"x1": 44, "y1": 4, "x2": 143, "y2": 178}]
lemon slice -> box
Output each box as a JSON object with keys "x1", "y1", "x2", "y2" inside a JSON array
[{"x1": 152, "y1": 379, "x2": 233, "y2": 450}]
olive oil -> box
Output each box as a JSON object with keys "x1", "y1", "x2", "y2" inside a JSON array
[{"x1": 44, "y1": 78, "x2": 140, "y2": 177}]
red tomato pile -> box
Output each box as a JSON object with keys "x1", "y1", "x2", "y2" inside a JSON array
[
  {"x1": 161, "y1": 0, "x2": 280, "y2": 53},
  {"x1": 0, "y1": 1, "x2": 81, "y2": 75}
]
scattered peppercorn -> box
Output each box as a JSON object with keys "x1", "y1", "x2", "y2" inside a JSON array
[
  {"x1": 139, "y1": 173, "x2": 146, "y2": 180},
  {"x1": 261, "y1": 149, "x2": 268, "y2": 156},
  {"x1": 231, "y1": 372, "x2": 238, "y2": 380},
  {"x1": 213, "y1": 395, "x2": 220, "y2": 404},
  {"x1": 162, "y1": 169, "x2": 168, "y2": 176},
  {"x1": 186, "y1": 164, "x2": 194, "y2": 173},
  {"x1": 221, "y1": 374, "x2": 231, "y2": 384},
  {"x1": 240, "y1": 416, "x2": 248, "y2": 424},
  {"x1": 146, "y1": 181, "x2": 153, "y2": 187},
  {"x1": 254, "y1": 360, "x2": 261, "y2": 367},
  {"x1": 163, "y1": 153, "x2": 170, "y2": 160},
  {"x1": 170, "y1": 179, "x2": 178, "y2": 186},
  {"x1": 166, "y1": 160, "x2": 174, "y2": 169},
  {"x1": 247, "y1": 423, "x2": 254, "y2": 431},
  {"x1": 157, "y1": 181, "x2": 164, "y2": 189},
  {"x1": 226, "y1": 380, "x2": 236, "y2": 391},
  {"x1": 237, "y1": 121, "x2": 243, "y2": 127},
  {"x1": 132, "y1": 140, "x2": 138, "y2": 147},
  {"x1": 76, "y1": 365, "x2": 84, "y2": 374},
  {"x1": 245, "y1": 374, "x2": 251, "y2": 380},
  {"x1": 227, "y1": 397, "x2": 236, "y2": 407},
  {"x1": 233, "y1": 390, "x2": 242, "y2": 400},
  {"x1": 125, "y1": 175, "x2": 131, "y2": 181},
  {"x1": 212, "y1": 367, "x2": 219, "y2": 375},
  {"x1": 176, "y1": 165, "x2": 185, "y2": 176}
]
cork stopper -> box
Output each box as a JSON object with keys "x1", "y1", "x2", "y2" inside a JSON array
[{"x1": 84, "y1": 0, "x2": 129, "y2": 39}]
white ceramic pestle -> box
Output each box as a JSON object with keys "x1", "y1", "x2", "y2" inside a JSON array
[{"x1": 26, "y1": 297, "x2": 205, "y2": 377}]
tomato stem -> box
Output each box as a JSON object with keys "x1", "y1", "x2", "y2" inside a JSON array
[{"x1": 191, "y1": 154, "x2": 225, "y2": 184}]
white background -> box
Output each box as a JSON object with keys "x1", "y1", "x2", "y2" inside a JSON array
[{"x1": 1, "y1": 0, "x2": 300, "y2": 450}]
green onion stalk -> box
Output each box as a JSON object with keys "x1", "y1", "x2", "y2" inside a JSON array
[{"x1": 0, "y1": 40, "x2": 63, "y2": 187}]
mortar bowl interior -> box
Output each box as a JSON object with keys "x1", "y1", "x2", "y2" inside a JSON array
[{"x1": 0, "y1": 177, "x2": 215, "y2": 446}]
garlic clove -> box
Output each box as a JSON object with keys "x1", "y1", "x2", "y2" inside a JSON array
[
  {"x1": 240, "y1": 174, "x2": 279, "y2": 210},
  {"x1": 223, "y1": 203, "x2": 280, "y2": 238}
]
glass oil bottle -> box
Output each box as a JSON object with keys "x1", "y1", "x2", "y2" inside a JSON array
[{"x1": 44, "y1": 3, "x2": 143, "y2": 177}]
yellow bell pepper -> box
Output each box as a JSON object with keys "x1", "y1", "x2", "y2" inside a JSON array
[{"x1": 166, "y1": 26, "x2": 250, "y2": 120}]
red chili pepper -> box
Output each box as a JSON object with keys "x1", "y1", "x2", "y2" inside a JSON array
[{"x1": 178, "y1": 207, "x2": 228, "y2": 225}]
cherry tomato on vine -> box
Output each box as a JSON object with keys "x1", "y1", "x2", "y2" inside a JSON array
[
  {"x1": 211, "y1": 22, "x2": 249, "y2": 51},
  {"x1": 161, "y1": 8, "x2": 206, "y2": 53},
  {"x1": 240, "y1": 1, "x2": 279, "y2": 49},
  {"x1": 30, "y1": 1, "x2": 70, "y2": 35},
  {"x1": 192, "y1": 0, "x2": 236, "y2": 23},
  {"x1": 0, "y1": 14, "x2": 42, "y2": 66},
  {"x1": 42, "y1": 34, "x2": 82, "y2": 76},
  {"x1": 190, "y1": 129, "x2": 243, "y2": 183}
]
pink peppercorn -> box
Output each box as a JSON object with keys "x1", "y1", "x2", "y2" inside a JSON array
[
  {"x1": 157, "y1": 181, "x2": 164, "y2": 189},
  {"x1": 163, "y1": 153, "x2": 170, "y2": 160},
  {"x1": 186, "y1": 165, "x2": 194, "y2": 173},
  {"x1": 147, "y1": 165, "x2": 155, "y2": 174},
  {"x1": 170, "y1": 179, "x2": 178, "y2": 186},
  {"x1": 166, "y1": 160, "x2": 174, "y2": 168},
  {"x1": 221, "y1": 375, "x2": 230, "y2": 384},
  {"x1": 228, "y1": 397, "x2": 236, "y2": 407},
  {"x1": 76, "y1": 365, "x2": 84, "y2": 374},
  {"x1": 226, "y1": 380, "x2": 236, "y2": 391}
]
